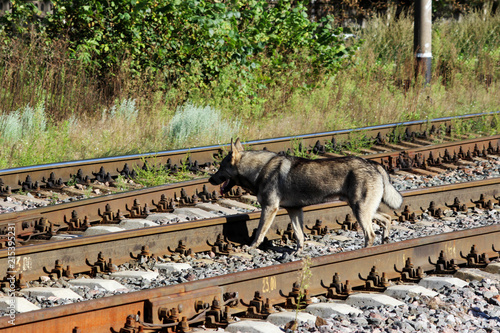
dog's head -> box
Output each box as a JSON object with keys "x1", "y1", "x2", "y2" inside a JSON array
[{"x1": 209, "y1": 138, "x2": 244, "y2": 193}]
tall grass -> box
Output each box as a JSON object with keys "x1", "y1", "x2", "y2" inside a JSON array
[{"x1": 0, "y1": 10, "x2": 499, "y2": 168}]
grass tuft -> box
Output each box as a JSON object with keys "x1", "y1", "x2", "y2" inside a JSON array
[
  {"x1": 167, "y1": 102, "x2": 241, "y2": 148},
  {"x1": 0, "y1": 102, "x2": 47, "y2": 142}
]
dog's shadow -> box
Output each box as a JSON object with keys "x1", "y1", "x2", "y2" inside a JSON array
[
  {"x1": 222, "y1": 214, "x2": 253, "y2": 245},
  {"x1": 223, "y1": 214, "x2": 299, "y2": 256}
]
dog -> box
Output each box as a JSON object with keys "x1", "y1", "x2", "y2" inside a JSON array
[{"x1": 209, "y1": 139, "x2": 403, "y2": 250}]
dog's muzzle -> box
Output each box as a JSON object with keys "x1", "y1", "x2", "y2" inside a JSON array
[
  {"x1": 209, "y1": 173, "x2": 226, "y2": 186},
  {"x1": 209, "y1": 173, "x2": 236, "y2": 194}
]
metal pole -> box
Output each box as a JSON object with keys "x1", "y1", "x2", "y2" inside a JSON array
[{"x1": 414, "y1": 0, "x2": 432, "y2": 85}]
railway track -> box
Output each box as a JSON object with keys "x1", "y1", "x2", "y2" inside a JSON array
[
  {"x1": 0, "y1": 113, "x2": 499, "y2": 332},
  {"x1": 0, "y1": 112, "x2": 498, "y2": 194},
  {"x1": 0, "y1": 133, "x2": 498, "y2": 248}
]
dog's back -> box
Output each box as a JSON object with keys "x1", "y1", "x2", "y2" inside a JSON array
[{"x1": 260, "y1": 155, "x2": 400, "y2": 209}]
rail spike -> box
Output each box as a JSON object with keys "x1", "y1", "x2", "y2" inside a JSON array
[
  {"x1": 64, "y1": 210, "x2": 91, "y2": 231},
  {"x1": 126, "y1": 199, "x2": 150, "y2": 218},
  {"x1": 321, "y1": 272, "x2": 351, "y2": 299},
  {"x1": 394, "y1": 258, "x2": 424, "y2": 282},
  {"x1": 428, "y1": 250, "x2": 458, "y2": 274},
  {"x1": 152, "y1": 194, "x2": 176, "y2": 212},
  {"x1": 306, "y1": 219, "x2": 328, "y2": 236},
  {"x1": 336, "y1": 214, "x2": 357, "y2": 231},
  {"x1": 276, "y1": 223, "x2": 295, "y2": 243},
  {"x1": 207, "y1": 234, "x2": 234, "y2": 255},
  {"x1": 395, "y1": 205, "x2": 416, "y2": 223},
  {"x1": 460, "y1": 244, "x2": 490, "y2": 268},
  {"x1": 240, "y1": 294, "x2": 275, "y2": 319},
  {"x1": 445, "y1": 197, "x2": 468, "y2": 212},
  {"x1": 86, "y1": 252, "x2": 117, "y2": 276},
  {"x1": 130, "y1": 245, "x2": 154, "y2": 262},
  {"x1": 358, "y1": 266, "x2": 390, "y2": 291},
  {"x1": 110, "y1": 313, "x2": 141, "y2": 333},
  {"x1": 98, "y1": 204, "x2": 118, "y2": 224},
  {"x1": 204, "y1": 296, "x2": 231, "y2": 329},
  {"x1": 43, "y1": 260, "x2": 73, "y2": 279},
  {"x1": 168, "y1": 240, "x2": 193, "y2": 257},
  {"x1": 279, "y1": 281, "x2": 311, "y2": 309}
]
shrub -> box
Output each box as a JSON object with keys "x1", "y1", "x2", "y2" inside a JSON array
[
  {"x1": 102, "y1": 99, "x2": 139, "y2": 122},
  {"x1": 167, "y1": 102, "x2": 241, "y2": 147},
  {"x1": 0, "y1": 102, "x2": 47, "y2": 142}
]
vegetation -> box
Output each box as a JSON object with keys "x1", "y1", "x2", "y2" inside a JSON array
[
  {"x1": 0, "y1": 2, "x2": 499, "y2": 169},
  {"x1": 132, "y1": 156, "x2": 207, "y2": 187}
]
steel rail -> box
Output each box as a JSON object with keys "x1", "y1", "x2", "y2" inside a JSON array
[
  {"x1": 1, "y1": 112, "x2": 498, "y2": 190},
  {"x1": 1, "y1": 177, "x2": 498, "y2": 282},
  {"x1": 1, "y1": 215, "x2": 499, "y2": 332}
]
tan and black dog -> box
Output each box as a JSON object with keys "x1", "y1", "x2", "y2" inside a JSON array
[{"x1": 209, "y1": 139, "x2": 403, "y2": 250}]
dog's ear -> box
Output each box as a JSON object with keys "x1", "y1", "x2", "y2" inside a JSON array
[
  {"x1": 234, "y1": 138, "x2": 244, "y2": 152},
  {"x1": 230, "y1": 138, "x2": 242, "y2": 165}
]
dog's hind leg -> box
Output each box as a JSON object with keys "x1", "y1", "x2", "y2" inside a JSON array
[
  {"x1": 250, "y1": 202, "x2": 280, "y2": 248},
  {"x1": 352, "y1": 204, "x2": 376, "y2": 247},
  {"x1": 350, "y1": 190, "x2": 383, "y2": 247},
  {"x1": 286, "y1": 208, "x2": 305, "y2": 251},
  {"x1": 373, "y1": 212, "x2": 392, "y2": 243}
]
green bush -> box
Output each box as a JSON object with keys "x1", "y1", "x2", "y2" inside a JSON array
[{"x1": 0, "y1": 0, "x2": 359, "y2": 91}]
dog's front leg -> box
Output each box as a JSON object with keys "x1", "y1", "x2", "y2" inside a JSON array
[
  {"x1": 250, "y1": 202, "x2": 280, "y2": 248},
  {"x1": 286, "y1": 208, "x2": 305, "y2": 252}
]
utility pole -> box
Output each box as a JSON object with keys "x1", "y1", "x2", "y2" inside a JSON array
[{"x1": 414, "y1": 0, "x2": 432, "y2": 85}]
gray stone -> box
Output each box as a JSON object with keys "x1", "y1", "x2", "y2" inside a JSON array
[
  {"x1": 69, "y1": 278, "x2": 128, "y2": 292},
  {"x1": 118, "y1": 219, "x2": 158, "y2": 230},
  {"x1": 419, "y1": 276, "x2": 468, "y2": 290},
  {"x1": 155, "y1": 262, "x2": 192, "y2": 272},
  {"x1": 110, "y1": 270, "x2": 159, "y2": 281},
  {"x1": 306, "y1": 302, "x2": 363, "y2": 317},
  {"x1": 266, "y1": 311, "x2": 317, "y2": 326},
  {"x1": 83, "y1": 225, "x2": 125, "y2": 236},
  {"x1": 196, "y1": 202, "x2": 241, "y2": 215},
  {"x1": 227, "y1": 320, "x2": 282, "y2": 333},
  {"x1": 0, "y1": 296, "x2": 40, "y2": 313},
  {"x1": 385, "y1": 284, "x2": 438, "y2": 299},
  {"x1": 21, "y1": 287, "x2": 82, "y2": 300},
  {"x1": 346, "y1": 293, "x2": 404, "y2": 307}
]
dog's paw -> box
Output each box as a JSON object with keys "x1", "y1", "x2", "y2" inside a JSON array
[{"x1": 248, "y1": 242, "x2": 258, "y2": 249}]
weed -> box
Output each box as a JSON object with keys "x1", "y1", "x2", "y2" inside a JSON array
[
  {"x1": 133, "y1": 157, "x2": 172, "y2": 188},
  {"x1": 132, "y1": 155, "x2": 206, "y2": 187},
  {"x1": 325, "y1": 131, "x2": 375, "y2": 155},
  {"x1": 166, "y1": 102, "x2": 241, "y2": 148},
  {"x1": 102, "y1": 99, "x2": 139, "y2": 122},
  {"x1": 84, "y1": 187, "x2": 94, "y2": 199},
  {"x1": 293, "y1": 256, "x2": 313, "y2": 327},
  {"x1": 0, "y1": 102, "x2": 47, "y2": 142},
  {"x1": 66, "y1": 175, "x2": 78, "y2": 187},
  {"x1": 113, "y1": 175, "x2": 132, "y2": 191},
  {"x1": 290, "y1": 138, "x2": 318, "y2": 159},
  {"x1": 49, "y1": 193, "x2": 59, "y2": 205},
  {"x1": 388, "y1": 124, "x2": 407, "y2": 144}
]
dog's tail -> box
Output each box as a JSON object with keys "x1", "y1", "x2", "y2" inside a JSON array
[{"x1": 377, "y1": 165, "x2": 403, "y2": 209}]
